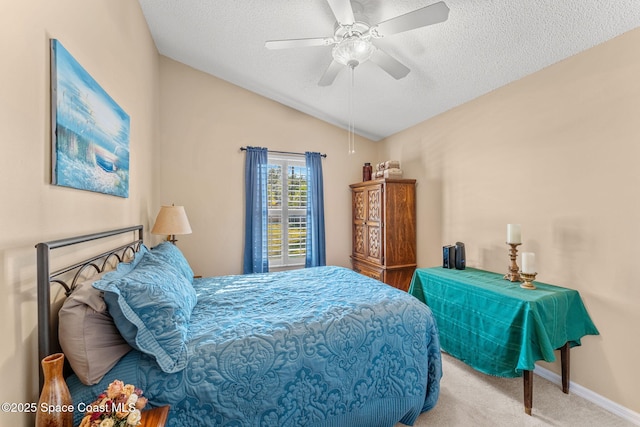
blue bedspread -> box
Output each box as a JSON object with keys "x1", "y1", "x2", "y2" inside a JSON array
[{"x1": 68, "y1": 266, "x2": 441, "y2": 426}]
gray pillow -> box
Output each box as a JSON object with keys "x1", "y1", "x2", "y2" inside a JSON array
[{"x1": 58, "y1": 276, "x2": 131, "y2": 385}]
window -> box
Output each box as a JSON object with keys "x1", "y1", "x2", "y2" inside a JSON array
[{"x1": 267, "y1": 154, "x2": 307, "y2": 267}]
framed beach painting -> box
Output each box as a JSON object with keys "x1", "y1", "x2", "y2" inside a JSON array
[{"x1": 50, "y1": 39, "x2": 130, "y2": 197}]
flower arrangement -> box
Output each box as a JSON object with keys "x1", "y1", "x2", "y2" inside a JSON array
[{"x1": 79, "y1": 380, "x2": 148, "y2": 427}]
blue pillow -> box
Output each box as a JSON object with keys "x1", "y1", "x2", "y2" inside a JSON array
[
  {"x1": 150, "y1": 242, "x2": 194, "y2": 282},
  {"x1": 101, "y1": 244, "x2": 149, "y2": 281},
  {"x1": 93, "y1": 250, "x2": 197, "y2": 373}
]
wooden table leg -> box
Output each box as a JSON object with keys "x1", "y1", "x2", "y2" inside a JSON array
[
  {"x1": 560, "y1": 342, "x2": 570, "y2": 394},
  {"x1": 522, "y1": 343, "x2": 570, "y2": 415},
  {"x1": 523, "y1": 370, "x2": 533, "y2": 415}
]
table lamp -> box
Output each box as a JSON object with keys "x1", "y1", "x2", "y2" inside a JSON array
[{"x1": 151, "y1": 205, "x2": 192, "y2": 244}]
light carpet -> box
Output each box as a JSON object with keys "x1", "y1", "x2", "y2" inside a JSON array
[{"x1": 397, "y1": 352, "x2": 635, "y2": 427}]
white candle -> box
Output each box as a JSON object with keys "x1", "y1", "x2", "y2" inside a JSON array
[
  {"x1": 507, "y1": 224, "x2": 521, "y2": 244},
  {"x1": 521, "y1": 252, "x2": 536, "y2": 274}
]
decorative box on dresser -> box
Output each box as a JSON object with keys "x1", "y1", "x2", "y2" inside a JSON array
[{"x1": 350, "y1": 178, "x2": 416, "y2": 291}]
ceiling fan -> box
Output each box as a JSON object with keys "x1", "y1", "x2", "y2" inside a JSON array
[{"x1": 265, "y1": 0, "x2": 450, "y2": 86}]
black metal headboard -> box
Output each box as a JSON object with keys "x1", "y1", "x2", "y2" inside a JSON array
[{"x1": 36, "y1": 225, "x2": 144, "y2": 389}]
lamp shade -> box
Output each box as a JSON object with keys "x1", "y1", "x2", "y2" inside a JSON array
[{"x1": 151, "y1": 205, "x2": 192, "y2": 236}]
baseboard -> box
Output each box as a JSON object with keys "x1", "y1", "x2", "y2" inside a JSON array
[{"x1": 534, "y1": 364, "x2": 640, "y2": 425}]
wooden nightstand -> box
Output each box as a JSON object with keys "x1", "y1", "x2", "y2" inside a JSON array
[{"x1": 139, "y1": 405, "x2": 170, "y2": 427}]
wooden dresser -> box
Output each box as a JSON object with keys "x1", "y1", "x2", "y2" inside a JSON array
[{"x1": 349, "y1": 179, "x2": 416, "y2": 291}]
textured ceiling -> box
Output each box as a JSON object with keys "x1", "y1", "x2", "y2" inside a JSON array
[{"x1": 137, "y1": 0, "x2": 640, "y2": 141}]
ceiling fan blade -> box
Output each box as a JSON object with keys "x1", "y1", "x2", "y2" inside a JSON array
[
  {"x1": 265, "y1": 37, "x2": 335, "y2": 50},
  {"x1": 318, "y1": 60, "x2": 344, "y2": 86},
  {"x1": 369, "y1": 49, "x2": 410, "y2": 80},
  {"x1": 326, "y1": 0, "x2": 355, "y2": 25},
  {"x1": 374, "y1": 1, "x2": 449, "y2": 37}
]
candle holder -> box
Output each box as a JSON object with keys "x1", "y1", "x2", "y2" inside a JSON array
[
  {"x1": 503, "y1": 243, "x2": 522, "y2": 282},
  {"x1": 520, "y1": 272, "x2": 537, "y2": 290}
]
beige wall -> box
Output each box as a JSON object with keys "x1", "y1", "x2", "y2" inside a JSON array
[
  {"x1": 157, "y1": 56, "x2": 377, "y2": 277},
  {"x1": 0, "y1": 1, "x2": 159, "y2": 425},
  {"x1": 380, "y1": 28, "x2": 640, "y2": 414},
  {"x1": 2, "y1": 0, "x2": 637, "y2": 422}
]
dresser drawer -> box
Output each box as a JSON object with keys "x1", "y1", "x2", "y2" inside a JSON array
[{"x1": 351, "y1": 260, "x2": 384, "y2": 282}]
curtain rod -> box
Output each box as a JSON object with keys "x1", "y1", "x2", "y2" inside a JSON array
[{"x1": 240, "y1": 147, "x2": 327, "y2": 158}]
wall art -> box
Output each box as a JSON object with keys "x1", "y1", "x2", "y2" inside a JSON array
[{"x1": 50, "y1": 39, "x2": 130, "y2": 197}]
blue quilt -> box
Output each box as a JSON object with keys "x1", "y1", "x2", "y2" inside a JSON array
[{"x1": 68, "y1": 266, "x2": 441, "y2": 426}]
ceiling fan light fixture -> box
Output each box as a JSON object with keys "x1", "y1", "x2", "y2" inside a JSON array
[{"x1": 332, "y1": 35, "x2": 375, "y2": 67}]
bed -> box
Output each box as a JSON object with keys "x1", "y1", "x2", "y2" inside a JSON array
[{"x1": 37, "y1": 226, "x2": 441, "y2": 427}]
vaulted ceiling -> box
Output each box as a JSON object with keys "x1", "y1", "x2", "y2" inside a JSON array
[{"x1": 138, "y1": 0, "x2": 640, "y2": 141}]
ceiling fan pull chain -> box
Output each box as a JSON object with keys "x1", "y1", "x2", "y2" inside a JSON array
[{"x1": 348, "y1": 65, "x2": 356, "y2": 154}]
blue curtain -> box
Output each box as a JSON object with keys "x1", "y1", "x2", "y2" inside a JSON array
[
  {"x1": 305, "y1": 152, "x2": 326, "y2": 267},
  {"x1": 243, "y1": 146, "x2": 269, "y2": 274}
]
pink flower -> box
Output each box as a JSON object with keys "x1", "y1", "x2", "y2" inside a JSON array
[
  {"x1": 107, "y1": 380, "x2": 125, "y2": 399},
  {"x1": 134, "y1": 396, "x2": 148, "y2": 410}
]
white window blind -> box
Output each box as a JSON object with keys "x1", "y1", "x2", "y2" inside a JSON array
[{"x1": 267, "y1": 154, "x2": 307, "y2": 267}]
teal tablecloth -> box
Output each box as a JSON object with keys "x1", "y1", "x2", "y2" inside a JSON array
[{"x1": 409, "y1": 267, "x2": 599, "y2": 377}]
